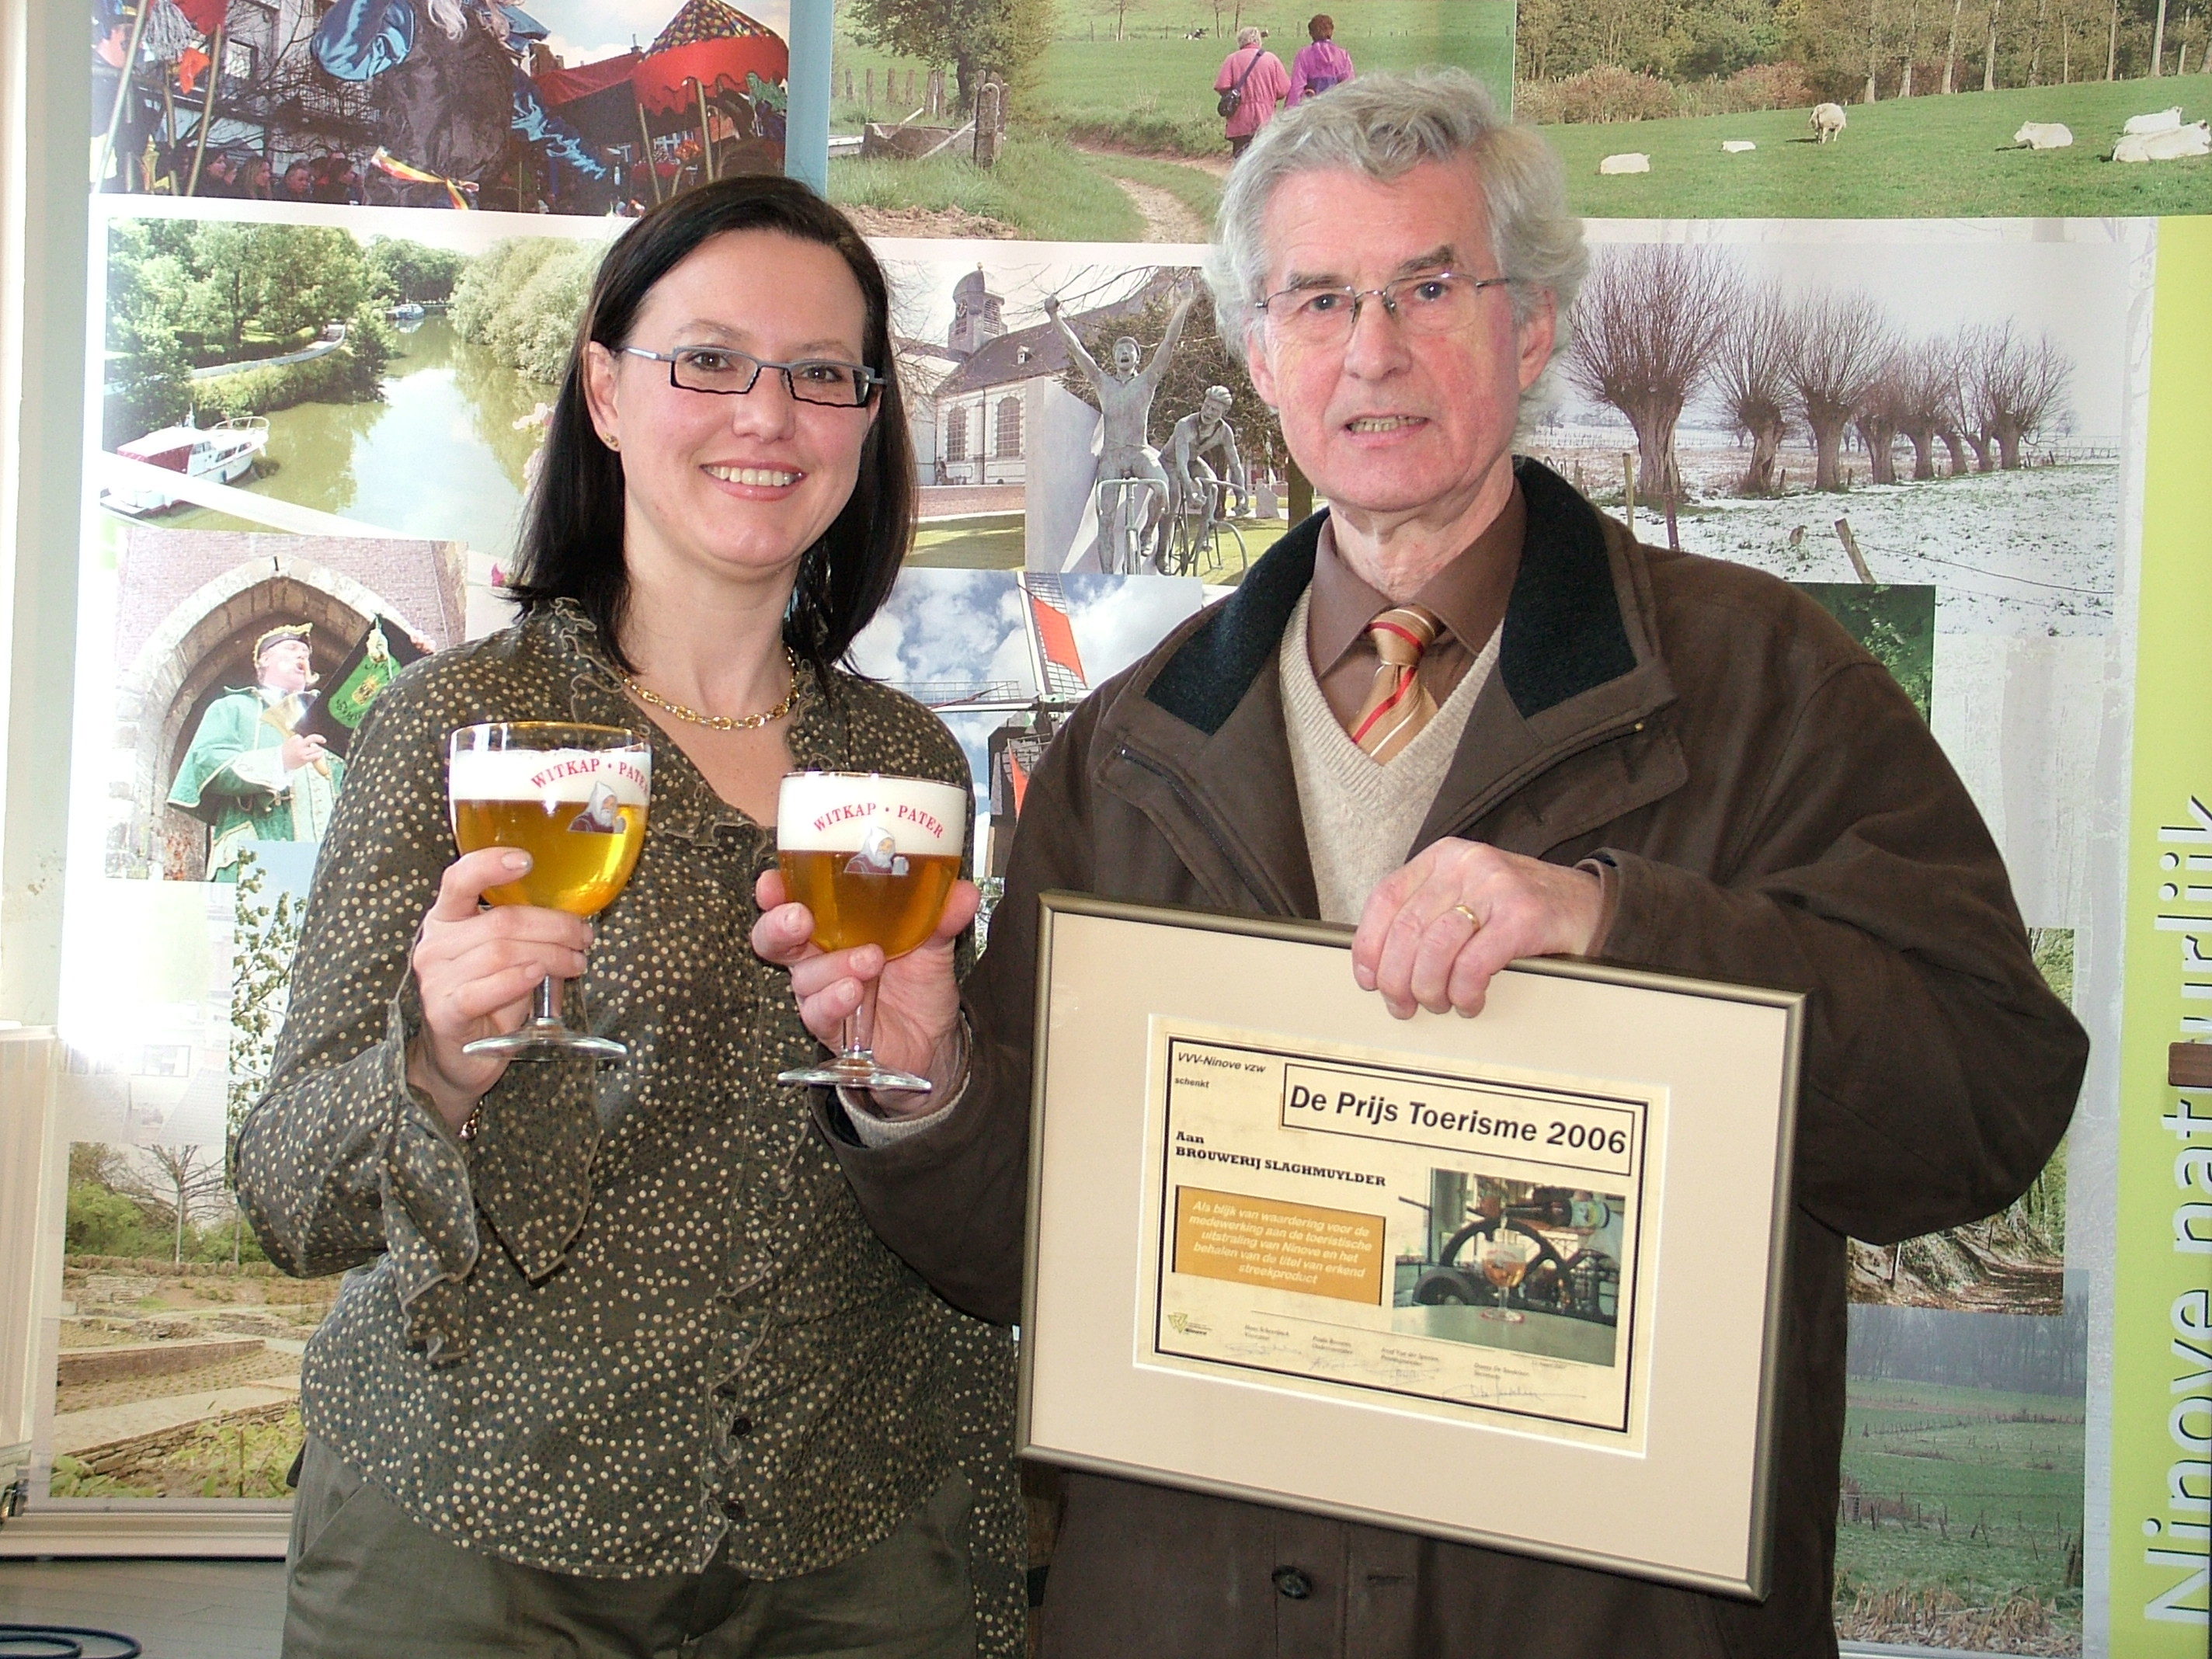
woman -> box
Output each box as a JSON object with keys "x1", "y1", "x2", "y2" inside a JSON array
[
  {"x1": 1286, "y1": 14, "x2": 1355, "y2": 104},
  {"x1": 1212, "y1": 26, "x2": 1289, "y2": 158},
  {"x1": 236, "y1": 176, "x2": 1020, "y2": 1657}
]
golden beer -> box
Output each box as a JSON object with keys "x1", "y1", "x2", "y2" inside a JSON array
[
  {"x1": 1482, "y1": 1254, "x2": 1529, "y2": 1292},
  {"x1": 452, "y1": 798, "x2": 647, "y2": 916},
  {"x1": 447, "y1": 722, "x2": 653, "y2": 1060},
  {"x1": 775, "y1": 770, "x2": 969, "y2": 1091},
  {"x1": 777, "y1": 848, "x2": 960, "y2": 957}
]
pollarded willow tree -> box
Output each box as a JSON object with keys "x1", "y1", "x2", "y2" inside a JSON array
[
  {"x1": 1785, "y1": 289, "x2": 1898, "y2": 492},
  {"x1": 1975, "y1": 320, "x2": 2075, "y2": 467},
  {"x1": 1713, "y1": 287, "x2": 1798, "y2": 496},
  {"x1": 1564, "y1": 244, "x2": 1739, "y2": 520},
  {"x1": 1852, "y1": 356, "x2": 1913, "y2": 485},
  {"x1": 1889, "y1": 341, "x2": 1960, "y2": 479}
]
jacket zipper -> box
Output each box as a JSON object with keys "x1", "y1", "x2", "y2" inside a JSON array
[{"x1": 1111, "y1": 745, "x2": 1290, "y2": 916}]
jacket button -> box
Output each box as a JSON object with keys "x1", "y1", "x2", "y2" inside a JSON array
[
  {"x1": 1272, "y1": 1567, "x2": 1313, "y2": 1600},
  {"x1": 718, "y1": 1496, "x2": 746, "y2": 1520},
  {"x1": 729, "y1": 1416, "x2": 753, "y2": 1437}
]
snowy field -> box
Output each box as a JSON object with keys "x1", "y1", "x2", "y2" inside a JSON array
[{"x1": 1526, "y1": 438, "x2": 2119, "y2": 638}]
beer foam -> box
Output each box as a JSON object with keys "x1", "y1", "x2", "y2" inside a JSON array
[
  {"x1": 448, "y1": 746, "x2": 651, "y2": 805},
  {"x1": 777, "y1": 773, "x2": 965, "y2": 856}
]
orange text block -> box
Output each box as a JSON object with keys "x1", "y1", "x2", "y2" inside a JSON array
[{"x1": 1172, "y1": 1187, "x2": 1385, "y2": 1305}]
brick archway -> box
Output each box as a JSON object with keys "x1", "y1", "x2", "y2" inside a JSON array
[{"x1": 114, "y1": 570, "x2": 380, "y2": 881}]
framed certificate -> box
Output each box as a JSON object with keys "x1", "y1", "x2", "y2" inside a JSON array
[{"x1": 1017, "y1": 894, "x2": 1805, "y2": 1598}]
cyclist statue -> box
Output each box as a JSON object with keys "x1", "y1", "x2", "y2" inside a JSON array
[
  {"x1": 1045, "y1": 284, "x2": 1195, "y2": 573},
  {"x1": 1165, "y1": 385, "x2": 1250, "y2": 550}
]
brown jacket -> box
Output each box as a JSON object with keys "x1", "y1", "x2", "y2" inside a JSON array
[{"x1": 822, "y1": 459, "x2": 2085, "y2": 1657}]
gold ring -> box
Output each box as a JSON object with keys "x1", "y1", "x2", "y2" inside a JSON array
[{"x1": 1452, "y1": 903, "x2": 1480, "y2": 927}]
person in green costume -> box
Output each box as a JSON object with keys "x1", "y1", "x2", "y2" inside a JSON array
[{"x1": 168, "y1": 623, "x2": 345, "y2": 881}]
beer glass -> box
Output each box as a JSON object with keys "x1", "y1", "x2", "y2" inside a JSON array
[
  {"x1": 447, "y1": 722, "x2": 652, "y2": 1059},
  {"x1": 775, "y1": 770, "x2": 967, "y2": 1093},
  {"x1": 1479, "y1": 1229, "x2": 1535, "y2": 1323}
]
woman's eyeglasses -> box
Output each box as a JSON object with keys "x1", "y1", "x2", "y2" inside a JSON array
[{"x1": 624, "y1": 345, "x2": 882, "y2": 407}]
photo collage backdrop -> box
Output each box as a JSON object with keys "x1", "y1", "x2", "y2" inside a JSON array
[{"x1": 34, "y1": 0, "x2": 2206, "y2": 1651}]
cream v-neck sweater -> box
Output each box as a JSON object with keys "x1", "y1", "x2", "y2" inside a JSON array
[{"x1": 1280, "y1": 586, "x2": 1501, "y2": 925}]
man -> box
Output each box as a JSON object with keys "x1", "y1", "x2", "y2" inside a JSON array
[
  {"x1": 169, "y1": 623, "x2": 343, "y2": 881},
  {"x1": 1213, "y1": 26, "x2": 1290, "y2": 158},
  {"x1": 1045, "y1": 287, "x2": 1194, "y2": 575},
  {"x1": 755, "y1": 71, "x2": 2085, "y2": 1657},
  {"x1": 1163, "y1": 384, "x2": 1250, "y2": 548}
]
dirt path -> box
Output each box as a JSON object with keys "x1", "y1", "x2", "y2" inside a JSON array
[{"x1": 1109, "y1": 174, "x2": 1209, "y2": 243}]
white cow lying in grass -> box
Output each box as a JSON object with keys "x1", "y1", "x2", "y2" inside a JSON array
[
  {"x1": 1810, "y1": 103, "x2": 1847, "y2": 141},
  {"x1": 2124, "y1": 106, "x2": 2185, "y2": 135},
  {"x1": 2012, "y1": 122, "x2": 2073, "y2": 149},
  {"x1": 1598, "y1": 152, "x2": 1651, "y2": 174},
  {"x1": 2113, "y1": 120, "x2": 2212, "y2": 162}
]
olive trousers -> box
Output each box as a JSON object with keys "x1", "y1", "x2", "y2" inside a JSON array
[{"x1": 282, "y1": 1438, "x2": 978, "y2": 1659}]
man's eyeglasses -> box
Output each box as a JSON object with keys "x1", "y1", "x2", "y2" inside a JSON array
[
  {"x1": 1256, "y1": 271, "x2": 1513, "y2": 347},
  {"x1": 624, "y1": 345, "x2": 882, "y2": 408}
]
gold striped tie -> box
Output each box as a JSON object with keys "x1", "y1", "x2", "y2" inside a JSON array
[{"x1": 1350, "y1": 604, "x2": 1444, "y2": 763}]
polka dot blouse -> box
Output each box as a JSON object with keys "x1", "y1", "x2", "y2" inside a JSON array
[{"x1": 234, "y1": 600, "x2": 1024, "y2": 1654}]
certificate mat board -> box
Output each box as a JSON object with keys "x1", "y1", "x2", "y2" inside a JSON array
[{"x1": 1018, "y1": 897, "x2": 1805, "y2": 1598}]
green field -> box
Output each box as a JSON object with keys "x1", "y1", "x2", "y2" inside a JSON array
[
  {"x1": 1028, "y1": 1, "x2": 1516, "y2": 155},
  {"x1": 830, "y1": 1, "x2": 1513, "y2": 237},
  {"x1": 909, "y1": 513, "x2": 1028, "y2": 569},
  {"x1": 831, "y1": 2, "x2": 1515, "y2": 150},
  {"x1": 1548, "y1": 75, "x2": 2212, "y2": 218},
  {"x1": 904, "y1": 511, "x2": 1291, "y2": 576},
  {"x1": 831, "y1": 136, "x2": 1143, "y2": 240},
  {"x1": 1836, "y1": 1377, "x2": 2084, "y2": 1632}
]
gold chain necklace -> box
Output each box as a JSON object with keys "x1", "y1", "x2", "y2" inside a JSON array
[{"x1": 624, "y1": 649, "x2": 802, "y2": 731}]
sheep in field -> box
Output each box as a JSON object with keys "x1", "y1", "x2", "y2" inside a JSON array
[
  {"x1": 1810, "y1": 103, "x2": 1848, "y2": 142},
  {"x1": 2123, "y1": 106, "x2": 2185, "y2": 135},
  {"x1": 2011, "y1": 123, "x2": 2074, "y2": 150},
  {"x1": 2113, "y1": 121, "x2": 2212, "y2": 162}
]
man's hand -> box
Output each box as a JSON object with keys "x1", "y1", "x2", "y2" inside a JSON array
[
  {"x1": 751, "y1": 868, "x2": 979, "y2": 1118},
  {"x1": 1351, "y1": 840, "x2": 1604, "y2": 1020},
  {"x1": 280, "y1": 732, "x2": 329, "y2": 773}
]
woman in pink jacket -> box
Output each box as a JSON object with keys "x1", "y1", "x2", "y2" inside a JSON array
[
  {"x1": 1287, "y1": 13, "x2": 1355, "y2": 104},
  {"x1": 1212, "y1": 27, "x2": 1289, "y2": 157}
]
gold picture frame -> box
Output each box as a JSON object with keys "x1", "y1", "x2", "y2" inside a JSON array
[{"x1": 1017, "y1": 893, "x2": 1806, "y2": 1598}]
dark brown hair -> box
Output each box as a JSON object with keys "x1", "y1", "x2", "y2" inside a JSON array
[
  {"x1": 506, "y1": 175, "x2": 913, "y2": 679},
  {"x1": 1307, "y1": 12, "x2": 1334, "y2": 39}
]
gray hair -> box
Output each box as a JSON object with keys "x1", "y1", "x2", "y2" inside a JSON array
[
  {"x1": 1203, "y1": 68, "x2": 1587, "y2": 381},
  {"x1": 1236, "y1": 26, "x2": 1263, "y2": 47}
]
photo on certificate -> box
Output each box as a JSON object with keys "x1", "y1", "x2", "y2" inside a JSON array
[{"x1": 1136, "y1": 1019, "x2": 1662, "y2": 1449}]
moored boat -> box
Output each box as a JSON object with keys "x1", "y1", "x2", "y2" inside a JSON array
[{"x1": 102, "y1": 416, "x2": 270, "y2": 514}]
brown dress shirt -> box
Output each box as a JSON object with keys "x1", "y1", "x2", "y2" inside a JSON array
[{"x1": 1304, "y1": 481, "x2": 1527, "y2": 730}]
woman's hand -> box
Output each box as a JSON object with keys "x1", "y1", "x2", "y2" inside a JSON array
[
  {"x1": 750, "y1": 868, "x2": 979, "y2": 1118},
  {"x1": 407, "y1": 848, "x2": 593, "y2": 1133}
]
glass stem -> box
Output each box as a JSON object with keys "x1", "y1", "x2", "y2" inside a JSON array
[
  {"x1": 535, "y1": 976, "x2": 562, "y2": 1028},
  {"x1": 839, "y1": 982, "x2": 878, "y2": 1069}
]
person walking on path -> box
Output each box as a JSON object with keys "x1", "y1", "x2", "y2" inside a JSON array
[
  {"x1": 1213, "y1": 26, "x2": 1289, "y2": 158},
  {"x1": 1287, "y1": 14, "x2": 1355, "y2": 104}
]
